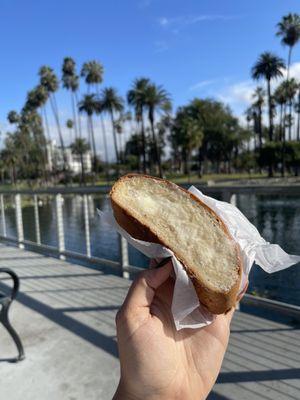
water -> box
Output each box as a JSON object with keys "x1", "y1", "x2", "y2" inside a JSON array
[{"x1": 1, "y1": 193, "x2": 300, "y2": 306}]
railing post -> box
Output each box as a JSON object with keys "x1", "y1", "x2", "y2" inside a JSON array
[
  {"x1": 55, "y1": 194, "x2": 65, "y2": 260},
  {"x1": 0, "y1": 194, "x2": 7, "y2": 237},
  {"x1": 230, "y1": 193, "x2": 237, "y2": 207},
  {"x1": 83, "y1": 195, "x2": 91, "y2": 258},
  {"x1": 120, "y1": 236, "x2": 130, "y2": 279},
  {"x1": 15, "y1": 194, "x2": 24, "y2": 249},
  {"x1": 33, "y1": 195, "x2": 41, "y2": 245}
]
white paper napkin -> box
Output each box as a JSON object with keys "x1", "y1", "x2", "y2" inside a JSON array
[{"x1": 99, "y1": 186, "x2": 300, "y2": 330}]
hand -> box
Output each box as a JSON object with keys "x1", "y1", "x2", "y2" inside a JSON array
[{"x1": 113, "y1": 260, "x2": 246, "y2": 400}]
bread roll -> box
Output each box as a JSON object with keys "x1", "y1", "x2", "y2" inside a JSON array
[{"x1": 110, "y1": 174, "x2": 242, "y2": 314}]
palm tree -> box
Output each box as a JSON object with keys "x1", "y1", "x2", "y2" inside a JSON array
[
  {"x1": 277, "y1": 14, "x2": 300, "y2": 82},
  {"x1": 39, "y1": 66, "x2": 67, "y2": 171},
  {"x1": 295, "y1": 85, "x2": 300, "y2": 141},
  {"x1": 100, "y1": 87, "x2": 124, "y2": 175},
  {"x1": 81, "y1": 60, "x2": 108, "y2": 174},
  {"x1": 62, "y1": 57, "x2": 81, "y2": 139},
  {"x1": 70, "y1": 138, "x2": 90, "y2": 185},
  {"x1": 127, "y1": 78, "x2": 150, "y2": 173},
  {"x1": 66, "y1": 119, "x2": 74, "y2": 144},
  {"x1": 282, "y1": 78, "x2": 298, "y2": 140},
  {"x1": 7, "y1": 111, "x2": 20, "y2": 125},
  {"x1": 144, "y1": 82, "x2": 171, "y2": 177},
  {"x1": 251, "y1": 52, "x2": 285, "y2": 141},
  {"x1": 81, "y1": 60, "x2": 104, "y2": 90},
  {"x1": 78, "y1": 94, "x2": 98, "y2": 172},
  {"x1": 252, "y1": 87, "x2": 265, "y2": 149},
  {"x1": 274, "y1": 83, "x2": 288, "y2": 141}
]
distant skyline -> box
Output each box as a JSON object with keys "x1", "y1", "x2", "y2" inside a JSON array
[{"x1": 1, "y1": 0, "x2": 300, "y2": 157}]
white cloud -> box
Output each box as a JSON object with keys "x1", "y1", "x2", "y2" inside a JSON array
[
  {"x1": 288, "y1": 61, "x2": 300, "y2": 80},
  {"x1": 218, "y1": 80, "x2": 255, "y2": 107},
  {"x1": 158, "y1": 14, "x2": 241, "y2": 30},
  {"x1": 189, "y1": 79, "x2": 217, "y2": 91}
]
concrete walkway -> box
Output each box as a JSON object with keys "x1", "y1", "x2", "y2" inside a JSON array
[{"x1": 0, "y1": 244, "x2": 299, "y2": 400}]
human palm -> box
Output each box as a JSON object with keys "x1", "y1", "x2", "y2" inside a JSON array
[{"x1": 114, "y1": 262, "x2": 237, "y2": 400}]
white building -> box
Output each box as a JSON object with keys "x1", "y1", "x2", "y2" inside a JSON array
[{"x1": 46, "y1": 141, "x2": 92, "y2": 174}]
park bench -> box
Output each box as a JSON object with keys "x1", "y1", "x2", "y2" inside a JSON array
[{"x1": 0, "y1": 268, "x2": 25, "y2": 362}]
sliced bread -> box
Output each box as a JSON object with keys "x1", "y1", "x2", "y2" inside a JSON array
[{"x1": 110, "y1": 174, "x2": 242, "y2": 314}]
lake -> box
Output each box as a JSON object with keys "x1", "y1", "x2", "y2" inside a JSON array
[{"x1": 1, "y1": 192, "x2": 300, "y2": 306}]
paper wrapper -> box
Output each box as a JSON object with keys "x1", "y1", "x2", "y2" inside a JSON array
[{"x1": 99, "y1": 186, "x2": 300, "y2": 330}]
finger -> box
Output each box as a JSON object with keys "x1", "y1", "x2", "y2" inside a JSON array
[
  {"x1": 224, "y1": 280, "x2": 249, "y2": 324},
  {"x1": 237, "y1": 280, "x2": 249, "y2": 303},
  {"x1": 123, "y1": 261, "x2": 173, "y2": 311}
]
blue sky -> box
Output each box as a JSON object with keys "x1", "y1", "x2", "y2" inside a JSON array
[{"x1": 1, "y1": 0, "x2": 300, "y2": 153}]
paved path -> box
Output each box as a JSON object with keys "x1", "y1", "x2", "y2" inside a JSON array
[{"x1": 0, "y1": 244, "x2": 299, "y2": 400}]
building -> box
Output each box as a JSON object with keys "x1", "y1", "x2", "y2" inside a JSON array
[{"x1": 46, "y1": 140, "x2": 92, "y2": 174}]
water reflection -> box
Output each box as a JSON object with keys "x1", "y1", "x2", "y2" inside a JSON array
[{"x1": 0, "y1": 193, "x2": 299, "y2": 305}]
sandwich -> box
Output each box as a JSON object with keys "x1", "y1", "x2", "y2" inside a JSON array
[{"x1": 110, "y1": 174, "x2": 242, "y2": 314}]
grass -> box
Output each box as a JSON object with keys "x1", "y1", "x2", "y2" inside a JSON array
[{"x1": 0, "y1": 171, "x2": 294, "y2": 192}]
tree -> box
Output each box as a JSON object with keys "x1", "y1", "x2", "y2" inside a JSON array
[
  {"x1": 100, "y1": 87, "x2": 124, "y2": 176},
  {"x1": 81, "y1": 60, "x2": 109, "y2": 177},
  {"x1": 252, "y1": 87, "x2": 265, "y2": 149},
  {"x1": 171, "y1": 107, "x2": 203, "y2": 176},
  {"x1": 274, "y1": 82, "x2": 288, "y2": 141},
  {"x1": 277, "y1": 14, "x2": 300, "y2": 83},
  {"x1": 66, "y1": 119, "x2": 74, "y2": 143},
  {"x1": 281, "y1": 78, "x2": 298, "y2": 140},
  {"x1": 70, "y1": 138, "x2": 90, "y2": 184},
  {"x1": 127, "y1": 78, "x2": 151, "y2": 173},
  {"x1": 252, "y1": 52, "x2": 285, "y2": 142},
  {"x1": 78, "y1": 94, "x2": 99, "y2": 172},
  {"x1": 144, "y1": 83, "x2": 171, "y2": 177},
  {"x1": 62, "y1": 57, "x2": 81, "y2": 139},
  {"x1": 81, "y1": 60, "x2": 104, "y2": 89},
  {"x1": 39, "y1": 65, "x2": 67, "y2": 172},
  {"x1": 7, "y1": 111, "x2": 20, "y2": 125}
]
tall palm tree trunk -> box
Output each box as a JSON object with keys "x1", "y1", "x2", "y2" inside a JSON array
[
  {"x1": 110, "y1": 109, "x2": 120, "y2": 176},
  {"x1": 75, "y1": 92, "x2": 82, "y2": 138},
  {"x1": 267, "y1": 79, "x2": 273, "y2": 141},
  {"x1": 100, "y1": 114, "x2": 110, "y2": 184},
  {"x1": 49, "y1": 94, "x2": 67, "y2": 173},
  {"x1": 71, "y1": 93, "x2": 78, "y2": 139},
  {"x1": 282, "y1": 46, "x2": 293, "y2": 176},
  {"x1": 297, "y1": 93, "x2": 300, "y2": 141},
  {"x1": 89, "y1": 115, "x2": 97, "y2": 172},
  {"x1": 80, "y1": 152, "x2": 86, "y2": 186},
  {"x1": 149, "y1": 116, "x2": 162, "y2": 178},
  {"x1": 140, "y1": 115, "x2": 147, "y2": 173},
  {"x1": 279, "y1": 104, "x2": 283, "y2": 142}
]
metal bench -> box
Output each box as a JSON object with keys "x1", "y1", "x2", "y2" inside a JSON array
[{"x1": 0, "y1": 268, "x2": 25, "y2": 361}]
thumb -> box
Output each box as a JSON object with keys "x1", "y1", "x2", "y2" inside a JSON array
[{"x1": 122, "y1": 259, "x2": 173, "y2": 312}]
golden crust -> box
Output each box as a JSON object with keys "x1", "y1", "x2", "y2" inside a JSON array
[{"x1": 110, "y1": 173, "x2": 242, "y2": 314}]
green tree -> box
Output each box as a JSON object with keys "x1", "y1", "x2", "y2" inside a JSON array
[
  {"x1": 39, "y1": 65, "x2": 67, "y2": 171},
  {"x1": 66, "y1": 119, "x2": 74, "y2": 143},
  {"x1": 62, "y1": 57, "x2": 81, "y2": 139},
  {"x1": 171, "y1": 107, "x2": 203, "y2": 176},
  {"x1": 7, "y1": 111, "x2": 20, "y2": 125},
  {"x1": 78, "y1": 94, "x2": 99, "y2": 171},
  {"x1": 251, "y1": 52, "x2": 285, "y2": 141},
  {"x1": 252, "y1": 87, "x2": 265, "y2": 149},
  {"x1": 144, "y1": 83, "x2": 171, "y2": 177},
  {"x1": 100, "y1": 87, "x2": 124, "y2": 176},
  {"x1": 81, "y1": 60, "x2": 104, "y2": 89},
  {"x1": 70, "y1": 138, "x2": 90, "y2": 184},
  {"x1": 127, "y1": 78, "x2": 150, "y2": 173},
  {"x1": 277, "y1": 13, "x2": 300, "y2": 83},
  {"x1": 274, "y1": 82, "x2": 288, "y2": 141}
]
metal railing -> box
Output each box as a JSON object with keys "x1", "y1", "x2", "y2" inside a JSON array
[
  {"x1": 0, "y1": 184, "x2": 299, "y2": 319},
  {"x1": 0, "y1": 190, "x2": 137, "y2": 278},
  {"x1": 0, "y1": 186, "x2": 241, "y2": 278}
]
